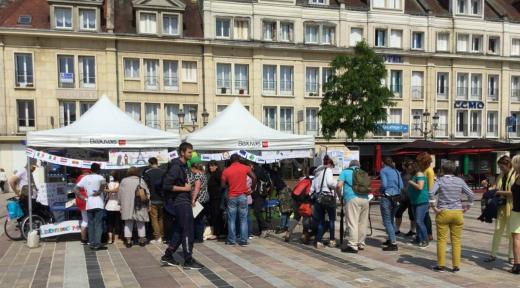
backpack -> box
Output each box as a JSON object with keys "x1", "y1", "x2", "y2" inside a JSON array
[
  {"x1": 278, "y1": 187, "x2": 293, "y2": 213},
  {"x1": 254, "y1": 166, "x2": 272, "y2": 198},
  {"x1": 347, "y1": 168, "x2": 371, "y2": 195},
  {"x1": 292, "y1": 177, "x2": 312, "y2": 202}
]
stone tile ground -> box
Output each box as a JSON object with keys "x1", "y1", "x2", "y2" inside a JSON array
[{"x1": 0, "y1": 192, "x2": 518, "y2": 288}]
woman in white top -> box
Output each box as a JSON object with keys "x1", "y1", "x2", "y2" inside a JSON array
[
  {"x1": 105, "y1": 171, "x2": 121, "y2": 244},
  {"x1": 311, "y1": 156, "x2": 337, "y2": 249}
]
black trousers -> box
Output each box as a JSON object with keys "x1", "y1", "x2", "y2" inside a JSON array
[
  {"x1": 166, "y1": 203, "x2": 194, "y2": 262},
  {"x1": 253, "y1": 196, "x2": 268, "y2": 233},
  {"x1": 209, "y1": 197, "x2": 225, "y2": 236},
  {"x1": 163, "y1": 207, "x2": 173, "y2": 242}
]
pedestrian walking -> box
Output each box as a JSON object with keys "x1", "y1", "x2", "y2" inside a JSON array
[
  {"x1": 429, "y1": 160, "x2": 475, "y2": 272},
  {"x1": 408, "y1": 161, "x2": 430, "y2": 248},
  {"x1": 161, "y1": 142, "x2": 203, "y2": 270},
  {"x1": 119, "y1": 167, "x2": 150, "y2": 248},
  {"x1": 311, "y1": 156, "x2": 337, "y2": 249},
  {"x1": 105, "y1": 171, "x2": 121, "y2": 245},
  {"x1": 143, "y1": 157, "x2": 166, "y2": 244},
  {"x1": 379, "y1": 157, "x2": 403, "y2": 251}
]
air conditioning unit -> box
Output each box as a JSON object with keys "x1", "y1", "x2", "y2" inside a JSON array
[{"x1": 220, "y1": 87, "x2": 227, "y2": 94}]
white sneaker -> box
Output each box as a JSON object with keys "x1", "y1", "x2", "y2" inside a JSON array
[{"x1": 151, "y1": 238, "x2": 162, "y2": 244}]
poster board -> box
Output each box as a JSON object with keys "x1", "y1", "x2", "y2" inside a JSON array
[
  {"x1": 107, "y1": 149, "x2": 169, "y2": 169},
  {"x1": 315, "y1": 147, "x2": 360, "y2": 175}
]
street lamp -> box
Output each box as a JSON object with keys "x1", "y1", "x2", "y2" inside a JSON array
[
  {"x1": 413, "y1": 110, "x2": 439, "y2": 140},
  {"x1": 177, "y1": 108, "x2": 198, "y2": 132},
  {"x1": 202, "y1": 109, "x2": 209, "y2": 126}
]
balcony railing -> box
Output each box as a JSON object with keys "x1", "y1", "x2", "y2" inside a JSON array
[
  {"x1": 165, "y1": 120, "x2": 179, "y2": 131},
  {"x1": 487, "y1": 124, "x2": 499, "y2": 137},
  {"x1": 280, "y1": 80, "x2": 293, "y2": 95},
  {"x1": 263, "y1": 80, "x2": 276, "y2": 94},
  {"x1": 512, "y1": 89, "x2": 520, "y2": 102},
  {"x1": 435, "y1": 124, "x2": 449, "y2": 138},
  {"x1": 470, "y1": 87, "x2": 482, "y2": 99},
  {"x1": 164, "y1": 76, "x2": 179, "y2": 91},
  {"x1": 411, "y1": 86, "x2": 423, "y2": 99},
  {"x1": 437, "y1": 87, "x2": 449, "y2": 100},
  {"x1": 16, "y1": 74, "x2": 34, "y2": 87},
  {"x1": 457, "y1": 86, "x2": 468, "y2": 98},
  {"x1": 488, "y1": 88, "x2": 498, "y2": 101},
  {"x1": 390, "y1": 84, "x2": 402, "y2": 97},
  {"x1": 80, "y1": 73, "x2": 96, "y2": 88},
  {"x1": 235, "y1": 80, "x2": 249, "y2": 95},
  {"x1": 145, "y1": 120, "x2": 160, "y2": 129},
  {"x1": 145, "y1": 76, "x2": 159, "y2": 90},
  {"x1": 306, "y1": 82, "x2": 319, "y2": 94}
]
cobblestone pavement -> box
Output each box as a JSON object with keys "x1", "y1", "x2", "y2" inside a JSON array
[{"x1": 0, "y1": 192, "x2": 518, "y2": 288}]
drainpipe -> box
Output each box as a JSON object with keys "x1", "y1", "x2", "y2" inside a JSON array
[
  {"x1": 201, "y1": 44, "x2": 206, "y2": 118},
  {"x1": 115, "y1": 39, "x2": 120, "y2": 106},
  {"x1": 1, "y1": 38, "x2": 7, "y2": 135}
]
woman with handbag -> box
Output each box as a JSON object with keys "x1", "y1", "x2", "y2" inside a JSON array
[
  {"x1": 310, "y1": 156, "x2": 337, "y2": 249},
  {"x1": 119, "y1": 167, "x2": 150, "y2": 248},
  {"x1": 105, "y1": 171, "x2": 121, "y2": 245},
  {"x1": 188, "y1": 156, "x2": 209, "y2": 243}
]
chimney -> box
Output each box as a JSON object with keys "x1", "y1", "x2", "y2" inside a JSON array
[{"x1": 105, "y1": 0, "x2": 115, "y2": 33}]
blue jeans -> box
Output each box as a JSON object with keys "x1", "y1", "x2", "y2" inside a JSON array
[
  {"x1": 227, "y1": 195, "x2": 248, "y2": 244},
  {"x1": 413, "y1": 203, "x2": 429, "y2": 242},
  {"x1": 315, "y1": 202, "x2": 336, "y2": 243},
  {"x1": 280, "y1": 213, "x2": 291, "y2": 231},
  {"x1": 87, "y1": 208, "x2": 104, "y2": 247},
  {"x1": 380, "y1": 197, "x2": 399, "y2": 243}
]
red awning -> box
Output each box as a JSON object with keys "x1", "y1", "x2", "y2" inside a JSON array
[{"x1": 449, "y1": 148, "x2": 494, "y2": 155}]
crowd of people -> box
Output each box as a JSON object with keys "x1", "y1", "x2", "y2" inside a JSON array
[{"x1": 6, "y1": 143, "x2": 520, "y2": 275}]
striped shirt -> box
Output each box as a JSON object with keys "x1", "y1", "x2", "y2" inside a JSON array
[{"x1": 429, "y1": 175, "x2": 475, "y2": 210}]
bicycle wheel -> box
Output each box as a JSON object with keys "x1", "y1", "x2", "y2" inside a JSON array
[
  {"x1": 4, "y1": 218, "x2": 24, "y2": 241},
  {"x1": 21, "y1": 215, "x2": 46, "y2": 240}
]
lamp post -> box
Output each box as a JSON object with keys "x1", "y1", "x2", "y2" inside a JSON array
[
  {"x1": 202, "y1": 109, "x2": 209, "y2": 126},
  {"x1": 413, "y1": 110, "x2": 440, "y2": 140},
  {"x1": 177, "y1": 108, "x2": 199, "y2": 133}
]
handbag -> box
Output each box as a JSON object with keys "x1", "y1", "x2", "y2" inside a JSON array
[
  {"x1": 135, "y1": 177, "x2": 149, "y2": 204},
  {"x1": 316, "y1": 168, "x2": 336, "y2": 207}
]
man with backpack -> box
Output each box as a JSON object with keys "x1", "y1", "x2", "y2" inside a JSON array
[
  {"x1": 379, "y1": 157, "x2": 403, "y2": 251},
  {"x1": 143, "y1": 157, "x2": 166, "y2": 244},
  {"x1": 337, "y1": 160, "x2": 371, "y2": 253}
]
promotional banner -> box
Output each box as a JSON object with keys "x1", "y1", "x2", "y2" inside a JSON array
[
  {"x1": 107, "y1": 149, "x2": 169, "y2": 169},
  {"x1": 40, "y1": 220, "x2": 81, "y2": 238}
]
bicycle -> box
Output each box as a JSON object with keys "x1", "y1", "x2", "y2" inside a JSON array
[{"x1": 4, "y1": 197, "x2": 52, "y2": 240}]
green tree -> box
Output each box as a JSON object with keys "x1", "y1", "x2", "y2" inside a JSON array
[{"x1": 319, "y1": 41, "x2": 395, "y2": 141}]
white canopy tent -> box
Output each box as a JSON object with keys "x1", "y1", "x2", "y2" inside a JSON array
[
  {"x1": 184, "y1": 98, "x2": 315, "y2": 151},
  {"x1": 27, "y1": 96, "x2": 180, "y2": 148}
]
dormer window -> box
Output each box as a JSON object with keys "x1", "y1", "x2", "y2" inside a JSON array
[
  {"x1": 216, "y1": 18, "x2": 231, "y2": 38},
  {"x1": 79, "y1": 9, "x2": 96, "y2": 31},
  {"x1": 139, "y1": 12, "x2": 157, "y2": 34},
  {"x1": 263, "y1": 21, "x2": 276, "y2": 41},
  {"x1": 471, "y1": 0, "x2": 480, "y2": 14},
  {"x1": 163, "y1": 14, "x2": 179, "y2": 36},
  {"x1": 373, "y1": 0, "x2": 401, "y2": 9},
  {"x1": 456, "y1": 0, "x2": 481, "y2": 16},
  {"x1": 309, "y1": 0, "x2": 326, "y2": 5},
  {"x1": 55, "y1": 7, "x2": 72, "y2": 30}
]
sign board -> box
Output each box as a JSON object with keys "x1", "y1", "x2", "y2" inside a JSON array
[
  {"x1": 383, "y1": 55, "x2": 403, "y2": 63},
  {"x1": 59, "y1": 72, "x2": 74, "y2": 84},
  {"x1": 36, "y1": 182, "x2": 69, "y2": 207},
  {"x1": 108, "y1": 149, "x2": 169, "y2": 168},
  {"x1": 454, "y1": 101, "x2": 484, "y2": 109},
  {"x1": 378, "y1": 123, "x2": 409, "y2": 133},
  {"x1": 316, "y1": 148, "x2": 360, "y2": 175},
  {"x1": 40, "y1": 220, "x2": 81, "y2": 238},
  {"x1": 237, "y1": 140, "x2": 269, "y2": 149}
]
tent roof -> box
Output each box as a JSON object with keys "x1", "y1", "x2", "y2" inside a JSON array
[
  {"x1": 184, "y1": 98, "x2": 315, "y2": 151},
  {"x1": 27, "y1": 96, "x2": 180, "y2": 148}
]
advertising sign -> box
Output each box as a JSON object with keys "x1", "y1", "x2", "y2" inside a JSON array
[
  {"x1": 40, "y1": 220, "x2": 81, "y2": 238},
  {"x1": 108, "y1": 149, "x2": 169, "y2": 168},
  {"x1": 59, "y1": 72, "x2": 74, "y2": 83}
]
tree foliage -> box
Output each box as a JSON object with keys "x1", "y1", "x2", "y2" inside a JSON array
[{"x1": 319, "y1": 41, "x2": 395, "y2": 142}]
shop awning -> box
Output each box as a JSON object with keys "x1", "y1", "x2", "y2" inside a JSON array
[
  {"x1": 27, "y1": 96, "x2": 181, "y2": 148},
  {"x1": 390, "y1": 140, "x2": 455, "y2": 152}
]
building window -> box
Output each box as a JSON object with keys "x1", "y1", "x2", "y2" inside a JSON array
[
  {"x1": 280, "y1": 66, "x2": 293, "y2": 95},
  {"x1": 470, "y1": 110, "x2": 482, "y2": 137},
  {"x1": 411, "y1": 71, "x2": 423, "y2": 99},
  {"x1": 79, "y1": 56, "x2": 95, "y2": 88},
  {"x1": 124, "y1": 58, "x2": 140, "y2": 79},
  {"x1": 389, "y1": 29, "x2": 402, "y2": 48},
  {"x1": 55, "y1": 7, "x2": 72, "y2": 29},
  {"x1": 306, "y1": 108, "x2": 319, "y2": 136},
  {"x1": 488, "y1": 36, "x2": 499, "y2": 54},
  {"x1": 145, "y1": 103, "x2": 160, "y2": 129},
  {"x1": 234, "y1": 19, "x2": 249, "y2": 40},
  {"x1": 80, "y1": 101, "x2": 94, "y2": 115},
  {"x1": 471, "y1": 0, "x2": 480, "y2": 15},
  {"x1": 139, "y1": 12, "x2": 157, "y2": 34},
  {"x1": 310, "y1": 0, "x2": 326, "y2": 4},
  {"x1": 280, "y1": 22, "x2": 294, "y2": 42},
  {"x1": 305, "y1": 24, "x2": 319, "y2": 44},
  {"x1": 58, "y1": 55, "x2": 74, "y2": 88},
  {"x1": 350, "y1": 27, "x2": 363, "y2": 47},
  {"x1": 388, "y1": 0, "x2": 401, "y2": 9},
  {"x1": 456, "y1": 73, "x2": 468, "y2": 99},
  {"x1": 163, "y1": 60, "x2": 179, "y2": 91},
  {"x1": 487, "y1": 111, "x2": 498, "y2": 137},
  {"x1": 322, "y1": 67, "x2": 332, "y2": 93},
  {"x1": 390, "y1": 70, "x2": 402, "y2": 97},
  {"x1": 263, "y1": 65, "x2": 277, "y2": 94},
  {"x1": 436, "y1": 110, "x2": 448, "y2": 137},
  {"x1": 375, "y1": 28, "x2": 387, "y2": 47},
  {"x1": 144, "y1": 59, "x2": 159, "y2": 90},
  {"x1": 182, "y1": 61, "x2": 197, "y2": 82},
  {"x1": 470, "y1": 74, "x2": 482, "y2": 100},
  {"x1": 79, "y1": 9, "x2": 96, "y2": 31},
  {"x1": 373, "y1": 0, "x2": 385, "y2": 8},
  {"x1": 263, "y1": 107, "x2": 277, "y2": 129},
  {"x1": 15, "y1": 53, "x2": 33, "y2": 87},
  {"x1": 512, "y1": 76, "x2": 520, "y2": 102},
  {"x1": 17, "y1": 100, "x2": 34, "y2": 131},
  {"x1": 59, "y1": 101, "x2": 76, "y2": 127},
  {"x1": 216, "y1": 63, "x2": 231, "y2": 94},
  {"x1": 512, "y1": 39, "x2": 520, "y2": 56},
  {"x1": 412, "y1": 32, "x2": 424, "y2": 50},
  {"x1": 457, "y1": 34, "x2": 469, "y2": 52},
  {"x1": 322, "y1": 25, "x2": 335, "y2": 45},
  {"x1": 280, "y1": 107, "x2": 293, "y2": 132},
  {"x1": 456, "y1": 110, "x2": 468, "y2": 137},
  {"x1": 471, "y1": 35, "x2": 483, "y2": 53},
  {"x1": 125, "y1": 102, "x2": 141, "y2": 122},
  {"x1": 216, "y1": 18, "x2": 230, "y2": 38},
  {"x1": 163, "y1": 14, "x2": 179, "y2": 36},
  {"x1": 263, "y1": 21, "x2": 276, "y2": 41},
  {"x1": 306, "y1": 67, "x2": 319, "y2": 96},
  {"x1": 437, "y1": 72, "x2": 449, "y2": 100},
  {"x1": 165, "y1": 104, "x2": 179, "y2": 130},
  {"x1": 437, "y1": 32, "x2": 449, "y2": 51},
  {"x1": 389, "y1": 108, "x2": 402, "y2": 137},
  {"x1": 410, "y1": 109, "x2": 423, "y2": 137},
  {"x1": 457, "y1": 0, "x2": 466, "y2": 13},
  {"x1": 488, "y1": 75, "x2": 499, "y2": 101},
  {"x1": 234, "y1": 64, "x2": 249, "y2": 95}
]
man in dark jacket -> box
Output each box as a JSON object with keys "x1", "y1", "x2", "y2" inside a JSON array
[
  {"x1": 143, "y1": 157, "x2": 166, "y2": 244},
  {"x1": 160, "y1": 142, "x2": 203, "y2": 270},
  {"x1": 251, "y1": 163, "x2": 271, "y2": 238}
]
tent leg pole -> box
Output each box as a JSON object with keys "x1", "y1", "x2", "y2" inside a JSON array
[{"x1": 27, "y1": 156, "x2": 33, "y2": 233}]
